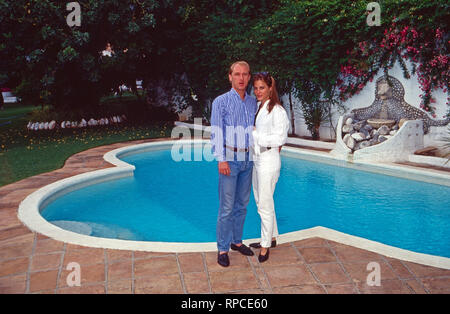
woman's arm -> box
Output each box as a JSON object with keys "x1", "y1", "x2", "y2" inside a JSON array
[{"x1": 255, "y1": 106, "x2": 290, "y2": 148}]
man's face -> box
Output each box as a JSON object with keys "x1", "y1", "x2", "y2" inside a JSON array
[{"x1": 229, "y1": 64, "x2": 251, "y2": 94}]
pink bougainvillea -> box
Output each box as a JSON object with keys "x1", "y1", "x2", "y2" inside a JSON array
[{"x1": 338, "y1": 20, "x2": 449, "y2": 118}]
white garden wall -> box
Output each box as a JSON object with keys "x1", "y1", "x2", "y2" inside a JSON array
[
  {"x1": 279, "y1": 60, "x2": 448, "y2": 146},
  {"x1": 180, "y1": 60, "x2": 448, "y2": 147}
]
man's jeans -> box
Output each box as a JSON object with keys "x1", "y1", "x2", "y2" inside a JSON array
[{"x1": 216, "y1": 153, "x2": 253, "y2": 252}]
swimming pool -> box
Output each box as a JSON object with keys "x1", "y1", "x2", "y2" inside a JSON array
[
  {"x1": 36, "y1": 142, "x2": 450, "y2": 259},
  {"x1": 17, "y1": 139, "x2": 450, "y2": 269}
]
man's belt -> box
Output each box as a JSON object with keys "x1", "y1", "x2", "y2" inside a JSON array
[{"x1": 225, "y1": 145, "x2": 249, "y2": 153}]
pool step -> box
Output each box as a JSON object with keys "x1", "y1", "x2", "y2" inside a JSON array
[
  {"x1": 50, "y1": 220, "x2": 142, "y2": 241},
  {"x1": 51, "y1": 220, "x2": 92, "y2": 236}
]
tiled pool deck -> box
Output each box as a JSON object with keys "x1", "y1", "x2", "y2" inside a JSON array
[{"x1": 1, "y1": 138, "x2": 449, "y2": 294}]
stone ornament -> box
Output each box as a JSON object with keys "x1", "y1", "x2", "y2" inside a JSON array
[
  {"x1": 351, "y1": 75, "x2": 448, "y2": 134},
  {"x1": 341, "y1": 115, "x2": 398, "y2": 151},
  {"x1": 27, "y1": 115, "x2": 127, "y2": 131}
]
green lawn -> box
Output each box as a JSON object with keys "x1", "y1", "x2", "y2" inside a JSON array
[{"x1": 0, "y1": 101, "x2": 172, "y2": 187}]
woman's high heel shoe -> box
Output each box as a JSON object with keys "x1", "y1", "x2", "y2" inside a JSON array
[
  {"x1": 250, "y1": 240, "x2": 276, "y2": 249},
  {"x1": 258, "y1": 248, "x2": 270, "y2": 263}
]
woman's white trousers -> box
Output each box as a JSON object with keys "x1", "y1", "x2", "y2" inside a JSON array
[{"x1": 252, "y1": 148, "x2": 280, "y2": 248}]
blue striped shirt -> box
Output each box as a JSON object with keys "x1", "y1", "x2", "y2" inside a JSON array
[{"x1": 210, "y1": 88, "x2": 257, "y2": 161}]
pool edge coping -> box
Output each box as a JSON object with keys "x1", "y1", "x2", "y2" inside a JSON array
[{"x1": 17, "y1": 138, "x2": 450, "y2": 270}]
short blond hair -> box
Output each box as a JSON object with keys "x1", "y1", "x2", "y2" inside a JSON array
[{"x1": 229, "y1": 61, "x2": 250, "y2": 75}]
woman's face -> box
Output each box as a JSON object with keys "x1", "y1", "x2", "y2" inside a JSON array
[{"x1": 253, "y1": 79, "x2": 271, "y2": 103}]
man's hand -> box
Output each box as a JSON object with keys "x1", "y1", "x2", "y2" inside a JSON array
[
  {"x1": 278, "y1": 146, "x2": 282, "y2": 153},
  {"x1": 218, "y1": 161, "x2": 230, "y2": 176}
]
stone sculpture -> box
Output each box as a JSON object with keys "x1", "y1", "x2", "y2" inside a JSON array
[{"x1": 351, "y1": 75, "x2": 449, "y2": 134}]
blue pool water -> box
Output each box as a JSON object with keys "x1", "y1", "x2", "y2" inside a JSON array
[{"x1": 41, "y1": 147, "x2": 450, "y2": 258}]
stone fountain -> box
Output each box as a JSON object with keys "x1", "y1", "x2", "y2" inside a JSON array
[{"x1": 331, "y1": 75, "x2": 449, "y2": 162}]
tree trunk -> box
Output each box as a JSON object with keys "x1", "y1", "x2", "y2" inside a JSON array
[
  {"x1": 313, "y1": 124, "x2": 320, "y2": 140},
  {"x1": 288, "y1": 90, "x2": 295, "y2": 135}
]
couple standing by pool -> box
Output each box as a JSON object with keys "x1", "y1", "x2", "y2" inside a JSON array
[{"x1": 210, "y1": 61, "x2": 290, "y2": 267}]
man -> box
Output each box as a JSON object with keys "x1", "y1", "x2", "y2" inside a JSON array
[{"x1": 210, "y1": 61, "x2": 257, "y2": 267}]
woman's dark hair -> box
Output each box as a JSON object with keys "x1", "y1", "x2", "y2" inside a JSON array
[{"x1": 253, "y1": 72, "x2": 281, "y2": 113}]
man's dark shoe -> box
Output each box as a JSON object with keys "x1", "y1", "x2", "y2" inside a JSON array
[
  {"x1": 249, "y1": 240, "x2": 277, "y2": 249},
  {"x1": 217, "y1": 252, "x2": 230, "y2": 267},
  {"x1": 230, "y1": 243, "x2": 254, "y2": 256}
]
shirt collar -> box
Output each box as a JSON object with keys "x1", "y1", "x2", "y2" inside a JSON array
[
  {"x1": 230, "y1": 88, "x2": 249, "y2": 101},
  {"x1": 257, "y1": 99, "x2": 270, "y2": 108}
]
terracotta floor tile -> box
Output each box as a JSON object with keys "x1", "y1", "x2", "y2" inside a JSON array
[
  {"x1": 298, "y1": 247, "x2": 337, "y2": 264},
  {"x1": 205, "y1": 251, "x2": 252, "y2": 272},
  {"x1": 403, "y1": 279, "x2": 428, "y2": 294},
  {"x1": 63, "y1": 247, "x2": 105, "y2": 266},
  {"x1": 272, "y1": 284, "x2": 326, "y2": 294},
  {"x1": 0, "y1": 226, "x2": 33, "y2": 242},
  {"x1": 385, "y1": 258, "x2": 415, "y2": 279},
  {"x1": 229, "y1": 289, "x2": 266, "y2": 294},
  {"x1": 65, "y1": 243, "x2": 91, "y2": 250},
  {"x1": 0, "y1": 231, "x2": 34, "y2": 249},
  {"x1": 31, "y1": 252, "x2": 62, "y2": 271},
  {"x1": 29, "y1": 269, "x2": 59, "y2": 293},
  {"x1": 34, "y1": 238, "x2": 65, "y2": 254},
  {"x1": 342, "y1": 260, "x2": 397, "y2": 283},
  {"x1": 0, "y1": 240, "x2": 33, "y2": 260},
  {"x1": 108, "y1": 260, "x2": 132, "y2": 281},
  {"x1": 0, "y1": 274, "x2": 27, "y2": 293},
  {"x1": 135, "y1": 273, "x2": 183, "y2": 294},
  {"x1": 420, "y1": 277, "x2": 450, "y2": 294},
  {"x1": 324, "y1": 283, "x2": 359, "y2": 294},
  {"x1": 31, "y1": 289, "x2": 56, "y2": 294},
  {"x1": 4, "y1": 188, "x2": 38, "y2": 202},
  {"x1": 263, "y1": 264, "x2": 317, "y2": 288},
  {"x1": 0, "y1": 200, "x2": 20, "y2": 208},
  {"x1": 292, "y1": 237, "x2": 328, "y2": 248},
  {"x1": 36, "y1": 233, "x2": 51, "y2": 241},
  {"x1": 209, "y1": 269, "x2": 259, "y2": 293},
  {"x1": 332, "y1": 244, "x2": 383, "y2": 263},
  {"x1": 134, "y1": 256, "x2": 179, "y2": 277},
  {"x1": 276, "y1": 242, "x2": 293, "y2": 248},
  {"x1": 58, "y1": 283, "x2": 106, "y2": 294},
  {"x1": 106, "y1": 249, "x2": 133, "y2": 262},
  {"x1": 356, "y1": 279, "x2": 412, "y2": 294},
  {"x1": 183, "y1": 271, "x2": 210, "y2": 294},
  {"x1": 252, "y1": 266, "x2": 271, "y2": 290},
  {"x1": 0, "y1": 209, "x2": 21, "y2": 230},
  {"x1": 178, "y1": 253, "x2": 205, "y2": 273},
  {"x1": 255, "y1": 246, "x2": 303, "y2": 267},
  {"x1": 402, "y1": 262, "x2": 450, "y2": 278},
  {"x1": 309, "y1": 262, "x2": 351, "y2": 284},
  {"x1": 107, "y1": 279, "x2": 133, "y2": 294},
  {"x1": 17, "y1": 180, "x2": 52, "y2": 190},
  {"x1": 0, "y1": 257, "x2": 29, "y2": 277},
  {"x1": 59, "y1": 262, "x2": 105, "y2": 288},
  {"x1": 133, "y1": 251, "x2": 174, "y2": 259},
  {"x1": 0, "y1": 205, "x2": 18, "y2": 213}
]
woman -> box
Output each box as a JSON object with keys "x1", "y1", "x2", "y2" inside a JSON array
[{"x1": 250, "y1": 72, "x2": 289, "y2": 262}]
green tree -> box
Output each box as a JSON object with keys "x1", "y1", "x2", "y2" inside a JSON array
[
  {"x1": 180, "y1": 0, "x2": 280, "y2": 120},
  {"x1": 0, "y1": 0, "x2": 187, "y2": 119},
  {"x1": 339, "y1": 0, "x2": 449, "y2": 118}
]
